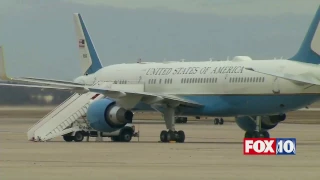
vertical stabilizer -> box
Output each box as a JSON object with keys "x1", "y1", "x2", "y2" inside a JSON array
[
  {"x1": 73, "y1": 13, "x2": 103, "y2": 75},
  {"x1": 289, "y1": 6, "x2": 320, "y2": 64},
  {"x1": 0, "y1": 46, "x2": 11, "y2": 81}
]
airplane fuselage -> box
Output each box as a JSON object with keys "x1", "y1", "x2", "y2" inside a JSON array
[{"x1": 75, "y1": 57, "x2": 320, "y2": 117}]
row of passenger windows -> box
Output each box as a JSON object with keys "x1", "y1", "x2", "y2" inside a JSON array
[
  {"x1": 114, "y1": 80, "x2": 127, "y2": 84},
  {"x1": 117, "y1": 77, "x2": 265, "y2": 85},
  {"x1": 148, "y1": 78, "x2": 173, "y2": 84},
  {"x1": 181, "y1": 78, "x2": 217, "y2": 84},
  {"x1": 230, "y1": 77, "x2": 265, "y2": 83}
]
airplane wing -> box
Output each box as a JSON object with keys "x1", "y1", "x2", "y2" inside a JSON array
[
  {"x1": 0, "y1": 46, "x2": 203, "y2": 108},
  {"x1": 20, "y1": 77, "x2": 84, "y2": 86},
  {"x1": 0, "y1": 82, "x2": 72, "y2": 90},
  {"x1": 245, "y1": 67, "x2": 320, "y2": 86},
  {"x1": 0, "y1": 80, "x2": 203, "y2": 108}
]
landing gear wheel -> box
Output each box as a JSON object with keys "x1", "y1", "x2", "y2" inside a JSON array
[
  {"x1": 252, "y1": 131, "x2": 264, "y2": 138},
  {"x1": 176, "y1": 130, "x2": 185, "y2": 143},
  {"x1": 160, "y1": 130, "x2": 168, "y2": 142},
  {"x1": 183, "y1": 117, "x2": 188, "y2": 123},
  {"x1": 262, "y1": 131, "x2": 270, "y2": 138},
  {"x1": 111, "y1": 136, "x2": 120, "y2": 142},
  {"x1": 243, "y1": 116, "x2": 271, "y2": 138},
  {"x1": 167, "y1": 130, "x2": 176, "y2": 141},
  {"x1": 219, "y1": 118, "x2": 224, "y2": 125},
  {"x1": 73, "y1": 131, "x2": 84, "y2": 142},
  {"x1": 63, "y1": 135, "x2": 73, "y2": 142},
  {"x1": 244, "y1": 131, "x2": 253, "y2": 138},
  {"x1": 214, "y1": 118, "x2": 219, "y2": 125},
  {"x1": 120, "y1": 131, "x2": 132, "y2": 142}
]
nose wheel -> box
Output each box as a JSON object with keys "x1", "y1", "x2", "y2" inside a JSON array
[
  {"x1": 244, "y1": 116, "x2": 270, "y2": 138},
  {"x1": 245, "y1": 131, "x2": 270, "y2": 138},
  {"x1": 160, "y1": 130, "x2": 185, "y2": 143}
]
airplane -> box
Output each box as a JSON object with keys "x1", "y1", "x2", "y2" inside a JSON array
[{"x1": 1, "y1": 6, "x2": 320, "y2": 143}]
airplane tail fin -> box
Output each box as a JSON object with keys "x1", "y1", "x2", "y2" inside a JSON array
[
  {"x1": 73, "y1": 13, "x2": 103, "y2": 75},
  {"x1": 0, "y1": 46, "x2": 11, "y2": 81},
  {"x1": 289, "y1": 5, "x2": 320, "y2": 64}
]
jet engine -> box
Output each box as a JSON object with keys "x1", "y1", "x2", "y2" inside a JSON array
[
  {"x1": 235, "y1": 114, "x2": 286, "y2": 132},
  {"x1": 86, "y1": 98, "x2": 133, "y2": 132}
]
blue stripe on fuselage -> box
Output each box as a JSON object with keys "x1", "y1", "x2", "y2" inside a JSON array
[
  {"x1": 133, "y1": 94, "x2": 320, "y2": 116},
  {"x1": 78, "y1": 14, "x2": 103, "y2": 75}
]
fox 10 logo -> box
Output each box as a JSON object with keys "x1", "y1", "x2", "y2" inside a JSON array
[{"x1": 243, "y1": 138, "x2": 296, "y2": 155}]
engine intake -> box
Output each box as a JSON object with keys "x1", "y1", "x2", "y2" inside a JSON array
[
  {"x1": 87, "y1": 98, "x2": 133, "y2": 132},
  {"x1": 106, "y1": 105, "x2": 133, "y2": 126}
]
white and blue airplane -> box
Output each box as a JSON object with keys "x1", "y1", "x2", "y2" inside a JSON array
[{"x1": 1, "y1": 6, "x2": 320, "y2": 143}]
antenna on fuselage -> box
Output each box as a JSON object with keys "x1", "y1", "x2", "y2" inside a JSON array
[{"x1": 137, "y1": 58, "x2": 141, "y2": 63}]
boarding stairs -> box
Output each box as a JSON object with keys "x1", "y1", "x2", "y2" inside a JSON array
[
  {"x1": 27, "y1": 81, "x2": 145, "y2": 142},
  {"x1": 27, "y1": 82, "x2": 109, "y2": 142}
]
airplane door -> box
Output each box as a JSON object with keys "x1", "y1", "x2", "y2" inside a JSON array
[
  {"x1": 222, "y1": 74, "x2": 229, "y2": 93},
  {"x1": 272, "y1": 77, "x2": 280, "y2": 94}
]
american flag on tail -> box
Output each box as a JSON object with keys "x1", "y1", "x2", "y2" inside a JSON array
[{"x1": 79, "y1": 39, "x2": 85, "y2": 48}]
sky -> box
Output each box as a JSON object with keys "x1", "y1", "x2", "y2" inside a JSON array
[{"x1": 0, "y1": 0, "x2": 319, "y2": 80}]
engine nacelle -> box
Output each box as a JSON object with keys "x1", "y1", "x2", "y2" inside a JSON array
[
  {"x1": 235, "y1": 114, "x2": 286, "y2": 132},
  {"x1": 87, "y1": 98, "x2": 133, "y2": 132}
]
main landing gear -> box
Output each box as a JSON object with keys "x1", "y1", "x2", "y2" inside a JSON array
[
  {"x1": 244, "y1": 116, "x2": 270, "y2": 138},
  {"x1": 213, "y1": 118, "x2": 224, "y2": 125},
  {"x1": 159, "y1": 106, "x2": 185, "y2": 143}
]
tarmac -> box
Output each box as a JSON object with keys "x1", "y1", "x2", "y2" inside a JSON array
[{"x1": 1, "y1": 107, "x2": 320, "y2": 180}]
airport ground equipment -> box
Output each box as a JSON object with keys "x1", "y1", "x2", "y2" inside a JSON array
[
  {"x1": 27, "y1": 81, "x2": 143, "y2": 142},
  {"x1": 63, "y1": 123, "x2": 139, "y2": 142},
  {"x1": 27, "y1": 91, "x2": 104, "y2": 142},
  {"x1": 27, "y1": 82, "x2": 109, "y2": 142},
  {"x1": 175, "y1": 116, "x2": 188, "y2": 123}
]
